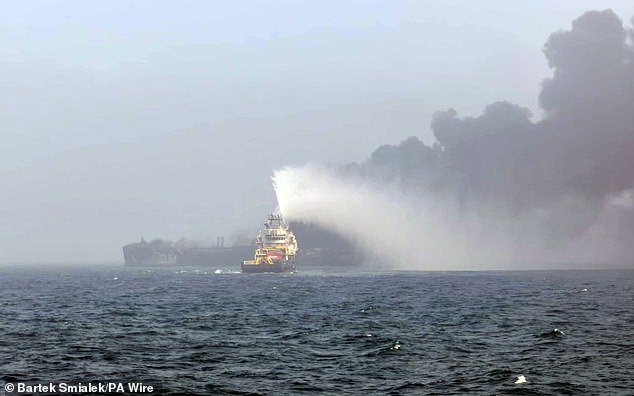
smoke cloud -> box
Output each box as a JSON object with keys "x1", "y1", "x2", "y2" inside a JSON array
[{"x1": 273, "y1": 10, "x2": 634, "y2": 269}]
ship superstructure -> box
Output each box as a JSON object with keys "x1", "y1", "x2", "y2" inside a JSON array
[{"x1": 242, "y1": 213, "x2": 298, "y2": 273}]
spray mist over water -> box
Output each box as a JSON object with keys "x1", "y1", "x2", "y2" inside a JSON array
[
  {"x1": 274, "y1": 165, "x2": 526, "y2": 270},
  {"x1": 273, "y1": 164, "x2": 633, "y2": 270}
]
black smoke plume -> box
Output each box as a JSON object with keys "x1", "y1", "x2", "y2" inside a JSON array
[
  {"x1": 276, "y1": 10, "x2": 634, "y2": 268},
  {"x1": 371, "y1": 10, "x2": 633, "y2": 261}
]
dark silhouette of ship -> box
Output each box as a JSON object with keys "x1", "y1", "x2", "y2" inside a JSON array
[
  {"x1": 122, "y1": 222, "x2": 364, "y2": 268},
  {"x1": 122, "y1": 237, "x2": 252, "y2": 267}
]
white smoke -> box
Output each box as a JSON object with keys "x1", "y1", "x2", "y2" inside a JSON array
[
  {"x1": 272, "y1": 165, "x2": 633, "y2": 270},
  {"x1": 273, "y1": 165, "x2": 523, "y2": 270},
  {"x1": 563, "y1": 189, "x2": 634, "y2": 264},
  {"x1": 608, "y1": 189, "x2": 634, "y2": 209}
]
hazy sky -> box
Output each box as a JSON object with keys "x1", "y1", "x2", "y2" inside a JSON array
[{"x1": 1, "y1": 1, "x2": 633, "y2": 262}]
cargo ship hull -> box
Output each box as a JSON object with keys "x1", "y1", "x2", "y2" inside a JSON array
[{"x1": 123, "y1": 238, "x2": 252, "y2": 267}]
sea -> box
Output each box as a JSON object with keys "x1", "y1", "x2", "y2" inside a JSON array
[{"x1": 1, "y1": 265, "x2": 633, "y2": 395}]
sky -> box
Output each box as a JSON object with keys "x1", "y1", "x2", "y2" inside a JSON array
[{"x1": 1, "y1": 1, "x2": 633, "y2": 262}]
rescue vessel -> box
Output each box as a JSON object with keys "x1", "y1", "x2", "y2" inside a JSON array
[{"x1": 242, "y1": 213, "x2": 298, "y2": 273}]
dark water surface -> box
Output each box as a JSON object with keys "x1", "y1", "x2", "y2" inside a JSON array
[{"x1": 1, "y1": 265, "x2": 633, "y2": 395}]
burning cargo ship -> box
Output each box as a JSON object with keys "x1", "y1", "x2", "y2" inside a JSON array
[
  {"x1": 122, "y1": 237, "x2": 252, "y2": 267},
  {"x1": 242, "y1": 213, "x2": 298, "y2": 273}
]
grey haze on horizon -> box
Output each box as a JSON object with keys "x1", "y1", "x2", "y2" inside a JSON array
[{"x1": 1, "y1": 1, "x2": 633, "y2": 263}]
